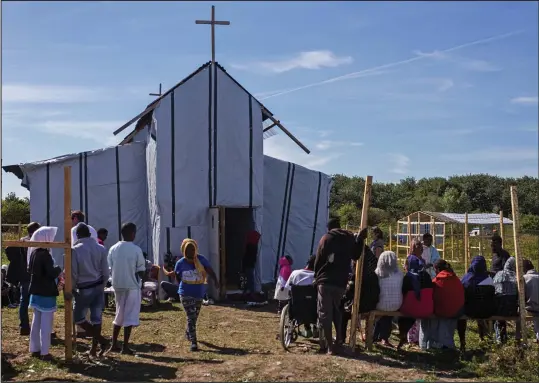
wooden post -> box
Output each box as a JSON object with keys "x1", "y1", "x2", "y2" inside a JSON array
[
  {"x1": 464, "y1": 212, "x2": 469, "y2": 268},
  {"x1": 499, "y1": 210, "x2": 504, "y2": 240},
  {"x1": 349, "y1": 175, "x2": 373, "y2": 350},
  {"x1": 18, "y1": 223, "x2": 22, "y2": 239},
  {"x1": 417, "y1": 212, "x2": 421, "y2": 238},
  {"x1": 63, "y1": 167, "x2": 73, "y2": 361},
  {"x1": 510, "y1": 186, "x2": 528, "y2": 344},
  {"x1": 442, "y1": 223, "x2": 446, "y2": 259},
  {"x1": 389, "y1": 225, "x2": 392, "y2": 252},
  {"x1": 450, "y1": 224, "x2": 455, "y2": 261},
  {"x1": 407, "y1": 216, "x2": 412, "y2": 251}
]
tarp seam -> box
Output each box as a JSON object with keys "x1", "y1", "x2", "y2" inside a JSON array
[
  {"x1": 166, "y1": 227, "x2": 171, "y2": 254},
  {"x1": 84, "y1": 152, "x2": 89, "y2": 223},
  {"x1": 310, "y1": 171, "x2": 322, "y2": 256},
  {"x1": 212, "y1": 63, "x2": 218, "y2": 205},
  {"x1": 46, "y1": 163, "x2": 50, "y2": 226},
  {"x1": 207, "y1": 65, "x2": 213, "y2": 207},
  {"x1": 281, "y1": 164, "x2": 296, "y2": 258},
  {"x1": 170, "y1": 90, "x2": 176, "y2": 227},
  {"x1": 78, "y1": 153, "x2": 83, "y2": 210},
  {"x1": 115, "y1": 146, "x2": 122, "y2": 242},
  {"x1": 275, "y1": 162, "x2": 292, "y2": 279},
  {"x1": 248, "y1": 96, "x2": 253, "y2": 208}
]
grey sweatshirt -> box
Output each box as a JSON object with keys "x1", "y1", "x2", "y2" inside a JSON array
[
  {"x1": 72, "y1": 237, "x2": 109, "y2": 289},
  {"x1": 524, "y1": 270, "x2": 539, "y2": 314}
]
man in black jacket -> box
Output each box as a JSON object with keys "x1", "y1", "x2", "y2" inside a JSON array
[
  {"x1": 490, "y1": 234, "x2": 511, "y2": 276},
  {"x1": 6, "y1": 222, "x2": 40, "y2": 335},
  {"x1": 314, "y1": 217, "x2": 367, "y2": 354}
]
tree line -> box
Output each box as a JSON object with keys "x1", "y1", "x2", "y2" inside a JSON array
[{"x1": 329, "y1": 174, "x2": 539, "y2": 231}]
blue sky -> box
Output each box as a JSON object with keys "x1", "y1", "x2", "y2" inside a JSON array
[{"x1": 2, "y1": 1, "x2": 538, "y2": 197}]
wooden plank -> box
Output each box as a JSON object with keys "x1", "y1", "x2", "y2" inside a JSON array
[
  {"x1": 349, "y1": 175, "x2": 373, "y2": 349},
  {"x1": 510, "y1": 186, "x2": 528, "y2": 344},
  {"x1": 368, "y1": 310, "x2": 535, "y2": 321},
  {"x1": 499, "y1": 210, "x2": 504, "y2": 239},
  {"x1": 63, "y1": 167, "x2": 74, "y2": 362}
]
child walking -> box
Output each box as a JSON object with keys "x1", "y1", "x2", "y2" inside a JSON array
[{"x1": 274, "y1": 255, "x2": 293, "y2": 314}]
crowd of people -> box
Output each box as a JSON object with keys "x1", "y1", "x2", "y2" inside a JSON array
[
  {"x1": 275, "y1": 217, "x2": 539, "y2": 355},
  {"x1": 3, "y1": 211, "x2": 539, "y2": 362}
]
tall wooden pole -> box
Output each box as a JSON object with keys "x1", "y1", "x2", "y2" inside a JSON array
[
  {"x1": 442, "y1": 223, "x2": 446, "y2": 259},
  {"x1": 510, "y1": 186, "x2": 528, "y2": 344},
  {"x1": 349, "y1": 175, "x2": 373, "y2": 349},
  {"x1": 499, "y1": 210, "x2": 504, "y2": 240},
  {"x1": 389, "y1": 225, "x2": 392, "y2": 252},
  {"x1": 464, "y1": 212, "x2": 469, "y2": 267},
  {"x1": 450, "y1": 224, "x2": 454, "y2": 261},
  {"x1": 63, "y1": 167, "x2": 73, "y2": 361},
  {"x1": 407, "y1": 216, "x2": 412, "y2": 251}
]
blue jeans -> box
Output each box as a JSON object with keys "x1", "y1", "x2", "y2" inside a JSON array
[
  {"x1": 245, "y1": 268, "x2": 256, "y2": 293},
  {"x1": 19, "y1": 281, "x2": 30, "y2": 330},
  {"x1": 494, "y1": 320, "x2": 507, "y2": 343},
  {"x1": 74, "y1": 286, "x2": 105, "y2": 325}
]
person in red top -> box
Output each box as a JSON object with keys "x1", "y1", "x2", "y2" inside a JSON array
[
  {"x1": 419, "y1": 259, "x2": 464, "y2": 350},
  {"x1": 97, "y1": 228, "x2": 108, "y2": 247}
]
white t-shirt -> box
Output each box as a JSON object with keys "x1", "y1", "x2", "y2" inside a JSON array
[
  {"x1": 107, "y1": 241, "x2": 146, "y2": 291},
  {"x1": 284, "y1": 269, "x2": 315, "y2": 292},
  {"x1": 71, "y1": 223, "x2": 98, "y2": 245}
]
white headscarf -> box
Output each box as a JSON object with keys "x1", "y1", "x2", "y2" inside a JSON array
[
  {"x1": 27, "y1": 226, "x2": 58, "y2": 266},
  {"x1": 375, "y1": 251, "x2": 401, "y2": 279}
]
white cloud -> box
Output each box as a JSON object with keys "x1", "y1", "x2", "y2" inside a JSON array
[
  {"x1": 388, "y1": 153, "x2": 410, "y2": 174},
  {"x1": 441, "y1": 147, "x2": 538, "y2": 162},
  {"x1": 510, "y1": 96, "x2": 538, "y2": 106},
  {"x1": 35, "y1": 120, "x2": 124, "y2": 146},
  {"x1": 232, "y1": 50, "x2": 353, "y2": 74},
  {"x1": 264, "y1": 135, "x2": 341, "y2": 170},
  {"x1": 315, "y1": 140, "x2": 363, "y2": 150},
  {"x1": 3, "y1": 84, "x2": 105, "y2": 103}
]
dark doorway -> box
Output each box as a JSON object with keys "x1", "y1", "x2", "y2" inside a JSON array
[{"x1": 224, "y1": 208, "x2": 255, "y2": 290}]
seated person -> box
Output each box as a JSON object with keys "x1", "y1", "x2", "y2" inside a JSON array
[
  {"x1": 523, "y1": 259, "x2": 539, "y2": 343},
  {"x1": 398, "y1": 242, "x2": 434, "y2": 350},
  {"x1": 161, "y1": 252, "x2": 180, "y2": 302},
  {"x1": 493, "y1": 256, "x2": 519, "y2": 344},
  {"x1": 284, "y1": 255, "x2": 317, "y2": 338},
  {"x1": 457, "y1": 256, "x2": 496, "y2": 351},
  {"x1": 420, "y1": 259, "x2": 464, "y2": 350},
  {"x1": 373, "y1": 251, "x2": 403, "y2": 348}
]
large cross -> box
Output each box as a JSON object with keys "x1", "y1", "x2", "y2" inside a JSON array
[{"x1": 195, "y1": 5, "x2": 230, "y2": 64}]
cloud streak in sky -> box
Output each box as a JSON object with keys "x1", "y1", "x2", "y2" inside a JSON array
[{"x1": 260, "y1": 30, "x2": 523, "y2": 100}]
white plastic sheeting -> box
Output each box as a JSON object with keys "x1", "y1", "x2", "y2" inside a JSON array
[
  {"x1": 13, "y1": 143, "x2": 149, "y2": 268},
  {"x1": 259, "y1": 155, "x2": 333, "y2": 285},
  {"x1": 435, "y1": 212, "x2": 513, "y2": 225}
]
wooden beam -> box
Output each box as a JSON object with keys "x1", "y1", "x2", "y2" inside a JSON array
[
  {"x1": 407, "y1": 216, "x2": 412, "y2": 251},
  {"x1": 450, "y1": 224, "x2": 454, "y2": 262},
  {"x1": 510, "y1": 186, "x2": 528, "y2": 344},
  {"x1": 499, "y1": 210, "x2": 504, "y2": 240},
  {"x1": 2, "y1": 241, "x2": 71, "y2": 249},
  {"x1": 261, "y1": 107, "x2": 310, "y2": 154},
  {"x1": 262, "y1": 122, "x2": 278, "y2": 132},
  {"x1": 349, "y1": 175, "x2": 373, "y2": 350}
]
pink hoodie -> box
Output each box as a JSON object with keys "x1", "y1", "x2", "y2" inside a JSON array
[{"x1": 278, "y1": 257, "x2": 292, "y2": 282}]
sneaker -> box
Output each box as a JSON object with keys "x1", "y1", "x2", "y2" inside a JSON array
[
  {"x1": 190, "y1": 343, "x2": 198, "y2": 352},
  {"x1": 20, "y1": 328, "x2": 30, "y2": 336}
]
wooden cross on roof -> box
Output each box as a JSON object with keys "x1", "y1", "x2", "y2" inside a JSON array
[{"x1": 195, "y1": 5, "x2": 230, "y2": 64}]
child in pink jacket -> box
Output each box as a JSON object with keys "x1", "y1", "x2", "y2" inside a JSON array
[{"x1": 274, "y1": 255, "x2": 293, "y2": 313}]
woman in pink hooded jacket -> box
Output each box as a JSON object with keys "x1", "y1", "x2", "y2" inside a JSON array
[{"x1": 274, "y1": 255, "x2": 293, "y2": 313}]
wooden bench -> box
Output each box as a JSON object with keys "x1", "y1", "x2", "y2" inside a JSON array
[{"x1": 361, "y1": 310, "x2": 537, "y2": 350}]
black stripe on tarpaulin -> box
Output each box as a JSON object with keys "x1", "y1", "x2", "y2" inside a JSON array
[
  {"x1": 281, "y1": 164, "x2": 296, "y2": 258},
  {"x1": 171, "y1": 90, "x2": 176, "y2": 227},
  {"x1": 310, "y1": 172, "x2": 323, "y2": 256},
  {"x1": 187, "y1": 226, "x2": 192, "y2": 239},
  {"x1": 212, "y1": 63, "x2": 218, "y2": 205},
  {"x1": 84, "y1": 152, "x2": 89, "y2": 223},
  {"x1": 274, "y1": 162, "x2": 292, "y2": 280},
  {"x1": 248, "y1": 96, "x2": 253, "y2": 208},
  {"x1": 207, "y1": 65, "x2": 213, "y2": 207},
  {"x1": 166, "y1": 227, "x2": 171, "y2": 254},
  {"x1": 78, "y1": 153, "x2": 83, "y2": 210},
  {"x1": 115, "y1": 146, "x2": 122, "y2": 242},
  {"x1": 46, "y1": 163, "x2": 50, "y2": 226}
]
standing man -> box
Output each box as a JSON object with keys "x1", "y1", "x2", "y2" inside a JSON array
[
  {"x1": 107, "y1": 222, "x2": 146, "y2": 355},
  {"x1": 421, "y1": 233, "x2": 441, "y2": 278},
  {"x1": 72, "y1": 224, "x2": 110, "y2": 357},
  {"x1": 242, "y1": 230, "x2": 261, "y2": 300},
  {"x1": 71, "y1": 210, "x2": 98, "y2": 245},
  {"x1": 314, "y1": 217, "x2": 367, "y2": 355},
  {"x1": 490, "y1": 234, "x2": 511, "y2": 276},
  {"x1": 6, "y1": 222, "x2": 41, "y2": 335},
  {"x1": 97, "y1": 228, "x2": 108, "y2": 247}
]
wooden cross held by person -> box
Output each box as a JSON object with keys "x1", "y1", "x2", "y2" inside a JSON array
[{"x1": 195, "y1": 5, "x2": 230, "y2": 64}]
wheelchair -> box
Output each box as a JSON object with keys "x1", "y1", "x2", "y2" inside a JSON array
[{"x1": 279, "y1": 284, "x2": 318, "y2": 351}]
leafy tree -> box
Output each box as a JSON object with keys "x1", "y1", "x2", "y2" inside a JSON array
[{"x1": 1, "y1": 193, "x2": 30, "y2": 230}]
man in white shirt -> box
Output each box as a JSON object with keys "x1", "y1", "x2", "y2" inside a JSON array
[
  {"x1": 107, "y1": 222, "x2": 146, "y2": 355},
  {"x1": 71, "y1": 210, "x2": 98, "y2": 245},
  {"x1": 284, "y1": 255, "x2": 317, "y2": 338}
]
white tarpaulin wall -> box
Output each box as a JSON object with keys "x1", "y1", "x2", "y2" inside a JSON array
[
  {"x1": 259, "y1": 155, "x2": 332, "y2": 284},
  {"x1": 14, "y1": 143, "x2": 149, "y2": 268}
]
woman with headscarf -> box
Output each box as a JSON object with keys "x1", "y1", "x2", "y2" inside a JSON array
[
  {"x1": 27, "y1": 227, "x2": 62, "y2": 360},
  {"x1": 457, "y1": 255, "x2": 495, "y2": 351},
  {"x1": 370, "y1": 227, "x2": 385, "y2": 259},
  {"x1": 174, "y1": 238, "x2": 220, "y2": 351},
  {"x1": 492, "y1": 256, "x2": 519, "y2": 344},
  {"x1": 274, "y1": 255, "x2": 293, "y2": 314},
  {"x1": 397, "y1": 238, "x2": 433, "y2": 350},
  {"x1": 419, "y1": 259, "x2": 464, "y2": 350},
  {"x1": 373, "y1": 251, "x2": 403, "y2": 347}
]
